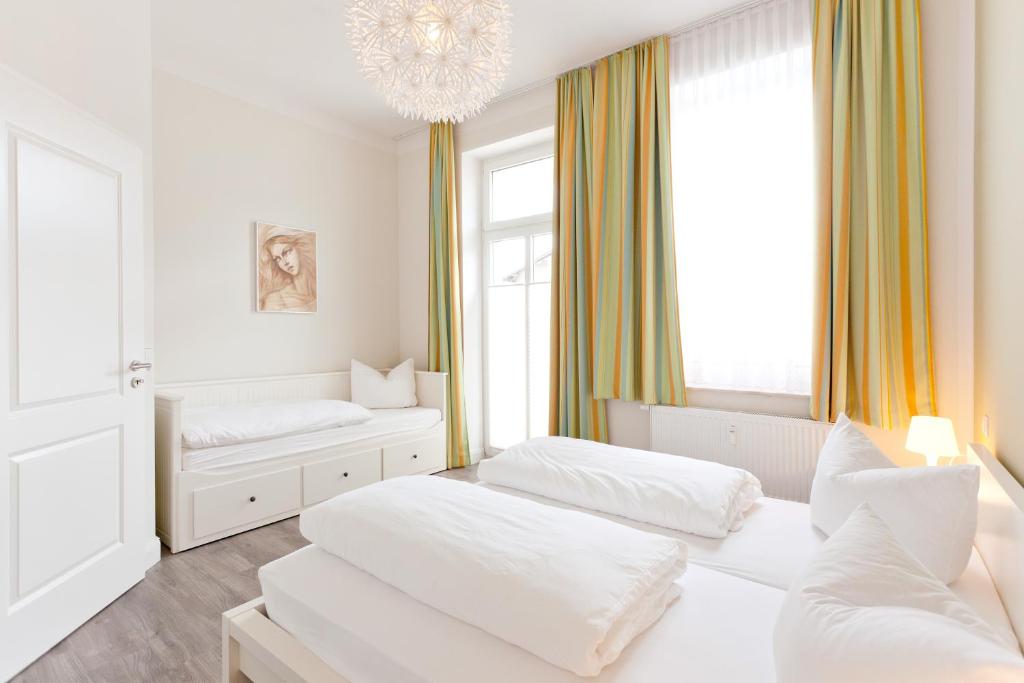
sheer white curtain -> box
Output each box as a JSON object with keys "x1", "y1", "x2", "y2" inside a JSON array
[{"x1": 669, "y1": 0, "x2": 813, "y2": 395}]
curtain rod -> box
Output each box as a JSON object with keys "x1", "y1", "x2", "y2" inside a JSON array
[{"x1": 391, "y1": 0, "x2": 774, "y2": 142}]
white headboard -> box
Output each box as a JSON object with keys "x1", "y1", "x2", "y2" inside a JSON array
[
  {"x1": 156, "y1": 371, "x2": 352, "y2": 407},
  {"x1": 969, "y1": 443, "x2": 1024, "y2": 651},
  {"x1": 155, "y1": 370, "x2": 447, "y2": 418}
]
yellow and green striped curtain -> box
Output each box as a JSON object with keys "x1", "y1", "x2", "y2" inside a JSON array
[
  {"x1": 428, "y1": 122, "x2": 471, "y2": 467},
  {"x1": 810, "y1": 0, "x2": 936, "y2": 427},
  {"x1": 550, "y1": 67, "x2": 608, "y2": 441},
  {"x1": 591, "y1": 37, "x2": 686, "y2": 406}
]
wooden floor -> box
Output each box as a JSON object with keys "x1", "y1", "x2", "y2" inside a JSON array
[{"x1": 13, "y1": 465, "x2": 480, "y2": 683}]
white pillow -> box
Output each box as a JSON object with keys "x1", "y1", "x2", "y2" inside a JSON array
[
  {"x1": 182, "y1": 400, "x2": 373, "y2": 449},
  {"x1": 774, "y1": 504, "x2": 1024, "y2": 683},
  {"x1": 809, "y1": 413, "x2": 979, "y2": 583},
  {"x1": 351, "y1": 358, "x2": 418, "y2": 409}
]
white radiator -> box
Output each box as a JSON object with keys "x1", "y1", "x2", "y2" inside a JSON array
[{"x1": 650, "y1": 406, "x2": 833, "y2": 503}]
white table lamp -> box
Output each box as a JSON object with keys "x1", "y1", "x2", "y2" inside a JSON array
[{"x1": 905, "y1": 416, "x2": 960, "y2": 466}]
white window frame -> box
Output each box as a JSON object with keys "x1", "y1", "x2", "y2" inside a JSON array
[
  {"x1": 481, "y1": 144, "x2": 554, "y2": 454},
  {"x1": 483, "y1": 144, "x2": 554, "y2": 231}
]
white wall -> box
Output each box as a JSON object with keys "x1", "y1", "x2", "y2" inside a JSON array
[
  {"x1": 0, "y1": 0, "x2": 158, "y2": 549},
  {"x1": 860, "y1": 0, "x2": 976, "y2": 464},
  {"x1": 397, "y1": 139, "x2": 431, "y2": 369},
  {"x1": 397, "y1": 84, "x2": 558, "y2": 367},
  {"x1": 608, "y1": 0, "x2": 979, "y2": 464},
  {"x1": 0, "y1": 0, "x2": 152, "y2": 149},
  {"x1": 460, "y1": 153, "x2": 485, "y2": 460},
  {"x1": 0, "y1": 0, "x2": 155, "y2": 340},
  {"x1": 975, "y1": 0, "x2": 1024, "y2": 483},
  {"x1": 0, "y1": 0, "x2": 155, "y2": 361},
  {"x1": 397, "y1": 86, "x2": 556, "y2": 460},
  {"x1": 396, "y1": 84, "x2": 650, "y2": 454},
  {"x1": 395, "y1": 1, "x2": 976, "y2": 463},
  {"x1": 153, "y1": 70, "x2": 399, "y2": 383}
]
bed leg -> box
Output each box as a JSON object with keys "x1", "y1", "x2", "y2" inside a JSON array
[{"x1": 222, "y1": 613, "x2": 245, "y2": 682}]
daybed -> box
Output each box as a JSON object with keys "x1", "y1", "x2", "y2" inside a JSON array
[{"x1": 156, "y1": 370, "x2": 447, "y2": 553}]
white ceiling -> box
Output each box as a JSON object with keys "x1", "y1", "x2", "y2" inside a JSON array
[{"x1": 153, "y1": 0, "x2": 744, "y2": 142}]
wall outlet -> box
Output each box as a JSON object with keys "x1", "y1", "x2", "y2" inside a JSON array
[{"x1": 982, "y1": 414, "x2": 990, "y2": 438}]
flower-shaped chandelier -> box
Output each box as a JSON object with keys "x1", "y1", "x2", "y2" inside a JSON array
[{"x1": 347, "y1": 0, "x2": 512, "y2": 123}]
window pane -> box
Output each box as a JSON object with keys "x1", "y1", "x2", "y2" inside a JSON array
[
  {"x1": 490, "y1": 237, "x2": 525, "y2": 285},
  {"x1": 671, "y1": 26, "x2": 813, "y2": 395},
  {"x1": 532, "y1": 233, "x2": 552, "y2": 283},
  {"x1": 528, "y1": 282, "x2": 550, "y2": 438},
  {"x1": 487, "y1": 284, "x2": 527, "y2": 449},
  {"x1": 490, "y1": 156, "x2": 553, "y2": 222}
]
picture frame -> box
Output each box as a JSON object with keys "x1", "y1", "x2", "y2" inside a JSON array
[{"x1": 254, "y1": 221, "x2": 318, "y2": 314}]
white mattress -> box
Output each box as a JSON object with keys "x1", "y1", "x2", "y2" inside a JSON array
[
  {"x1": 182, "y1": 407, "x2": 442, "y2": 471},
  {"x1": 482, "y1": 483, "x2": 1018, "y2": 646},
  {"x1": 260, "y1": 545, "x2": 786, "y2": 683}
]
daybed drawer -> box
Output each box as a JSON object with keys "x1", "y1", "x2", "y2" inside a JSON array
[
  {"x1": 303, "y1": 448, "x2": 382, "y2": 506},
  {"x1": 193, "y1": 468, "x2": 300, "y2": 539},
  {"x1": 382, "y1": 437, "x2": 445, "y2": 478}
]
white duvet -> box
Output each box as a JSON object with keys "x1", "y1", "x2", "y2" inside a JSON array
[
  {"x1": 300, "y1": 476, "x2": 688, "y2": 677},
  {"x1": 181, "y1": 400, "x2": 373, "y2": 449},
  {"x1": 477, "y1": 437, "x2": 763, "y2": 538}
]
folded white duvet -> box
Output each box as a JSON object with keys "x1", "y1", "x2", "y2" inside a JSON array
[
  {"x1": 300, "y1": 476, "x2": 687, "y2": 677},
  {"x1": 477, "y1": 437, "x2": 763, "y2": 538},
  {"x1": 181, "y1": 400, "x2": 373, "y2": 449}
]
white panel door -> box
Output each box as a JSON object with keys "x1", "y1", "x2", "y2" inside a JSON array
[{"x1": 0, "y1": 67, "x2": 156, "y2": 679}]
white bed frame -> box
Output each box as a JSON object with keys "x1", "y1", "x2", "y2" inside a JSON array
[
  {"x1": 220, "y1": 442, "x2": 1024, "y2": 682},
  {"x1": 156, "y1": 370, "x2": 447, "y2": 553},
  {"x1": 223, "y1": 598, "x2": 349, "y2": 683}
]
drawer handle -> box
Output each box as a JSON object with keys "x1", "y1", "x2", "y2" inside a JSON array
[
  {"x1": 342, "y1": 472, "x2": 349, "y2": 478},
  {"x1": 249, "y1": 496, "x2": 256, "y2": 503}
]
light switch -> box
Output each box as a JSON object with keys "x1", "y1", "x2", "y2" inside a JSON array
[{"x1": 982, "y1": 414, "x2": 990, "y2": 438}]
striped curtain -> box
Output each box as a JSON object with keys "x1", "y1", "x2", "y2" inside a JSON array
[
  {"x1": 550, "y1": 67, "x2": 608, "y2": 441},
  {"x1": 428, "y1": 122, "x2": 471, "y2": 467},
  {"x1": 592, "y1": 37, "x2": 686, "y2": 406},
  {"x1": 810, "y1": 0, "x2": 936, "y2": 428}
]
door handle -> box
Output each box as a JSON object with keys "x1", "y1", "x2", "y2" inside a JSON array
[{"x1": 129, "y1": 360, "x2": 152, "y2": 372}]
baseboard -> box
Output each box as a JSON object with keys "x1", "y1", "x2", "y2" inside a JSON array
[{"x1": 143, "y1": 535, "x2": 162, "y2": 569}]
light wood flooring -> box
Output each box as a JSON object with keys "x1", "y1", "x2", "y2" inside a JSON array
[{"x1": 13, "y1": 465, "x2": 480, "y2": 683}]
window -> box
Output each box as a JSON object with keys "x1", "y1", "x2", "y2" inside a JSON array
[
  {"x1": 669, "y1": 0, "x2": 813, "y2": 396},
  {"x1": 490, "y1": 156, "x2": 554, "y2": 223},
  {"x1": 483, "y1": 147, "x2": 553, "y2": 451}
]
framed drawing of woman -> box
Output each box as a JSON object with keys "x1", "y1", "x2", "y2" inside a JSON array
[{"x1": 255, "y1": 222, "x2": 317, "y2": 313}]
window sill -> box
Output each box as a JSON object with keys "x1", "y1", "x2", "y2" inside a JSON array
[{"x1": 683, "y1": 386, "x2": 812, "y2": 419}]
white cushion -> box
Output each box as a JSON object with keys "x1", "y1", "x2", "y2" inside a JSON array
[
  {"x1": 774, "y1": 504, "x2": 1024, "y2": 683},
  {"x1": 809, "y1": 414, "x2": 979, "y2": 583},
  {"x1": 351, "y1": 358, "x2": 418, "y2": 409},
  {"x1": 182, "y1": 400, "x2": 373, "y2": 449}
]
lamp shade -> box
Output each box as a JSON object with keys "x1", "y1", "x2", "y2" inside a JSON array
[{"x1": 905, "y1": 416, "x2": 960, "y2": 461}]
